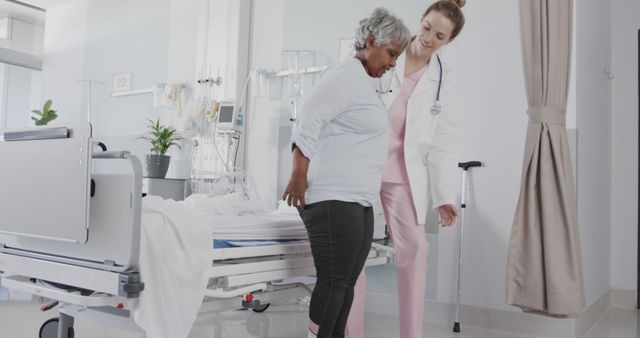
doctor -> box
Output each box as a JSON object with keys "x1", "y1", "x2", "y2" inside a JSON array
[{"x1": 346, "y1": 1, "x2": 466, "y2": 338}]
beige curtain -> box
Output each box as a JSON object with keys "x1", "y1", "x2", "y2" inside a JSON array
[{"x1": 506, "y1": 0, "x2": 585, "y2": 316}]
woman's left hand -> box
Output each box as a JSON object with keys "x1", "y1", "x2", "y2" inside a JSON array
[{"x1": 438, "y1": 204, "x2": 458, "y2": 227}]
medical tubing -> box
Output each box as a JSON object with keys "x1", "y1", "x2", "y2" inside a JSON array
[
  {"x1": 211, "y1": 125, "x2": 230, "y2": 172},
  {"x1": 237, "y1": 73, "x2": 252, "y2": 115},
  {"x1": 232, "y1": 134, "x2": 240, "y2": 174},
  {"x1": 238, "y1": 74, "x2": 260, "y2": 135}
]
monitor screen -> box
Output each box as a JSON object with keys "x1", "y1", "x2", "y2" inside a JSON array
[{"x1": 218, "y1": 105, "x2": 234, "y2": 123}]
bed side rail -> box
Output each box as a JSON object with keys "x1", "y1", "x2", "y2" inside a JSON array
[{"x1": 0, "y1": 123, "x2": 143, "y2": 273}]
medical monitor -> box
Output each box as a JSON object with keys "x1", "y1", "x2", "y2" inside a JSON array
[{"x1": 216, "y1": 102, "x2": 236, "y2": 129}]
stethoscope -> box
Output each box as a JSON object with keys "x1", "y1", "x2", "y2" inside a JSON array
[{"x1": 376, "y1": 54, "x2": 443, "y2": 115}]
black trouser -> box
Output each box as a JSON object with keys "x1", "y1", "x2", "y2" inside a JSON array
[{"x1": 299, "y1": 200, "x2": 374, "y2": 338}]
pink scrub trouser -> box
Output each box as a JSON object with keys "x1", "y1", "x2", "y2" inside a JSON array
[{"x1": 345, "y1": 182, "x2": 429, "y2": 338}]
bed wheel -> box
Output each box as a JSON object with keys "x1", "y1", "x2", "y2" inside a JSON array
[
  {"x1": 39, "y1": 318, "x2": 75, "y2": 338},
  {"x1": 242, "y1": 296, "x2": 270, "y2": 313},
  {"x1": 252, "y1": 303, "x2": 270, "y2": 313},
  {"x1": 39, "y1": 318, "x2": 58, "y2": 338}
]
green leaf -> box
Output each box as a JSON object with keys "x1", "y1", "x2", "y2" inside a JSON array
[
  {"x1": 141, "y1": 118, "x2": 183, "y2": 155},
  {"x1": 42, "y1": 100, "x2": 52, "y2": 113},
  {"x1": 30, "y1": 99, "x2": 58, "y2": 126}
]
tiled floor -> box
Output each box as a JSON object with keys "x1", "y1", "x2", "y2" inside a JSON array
[{"x1": 0, "y1": 300, "x2": 637, "y2": 338}]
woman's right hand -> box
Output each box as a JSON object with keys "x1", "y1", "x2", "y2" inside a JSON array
[
  {"x1": 282, "y1": 174, "x2": 308, "y2": 208},
  {"x1": 438, "y1": 204, "x2": 458, "y2": 227}
]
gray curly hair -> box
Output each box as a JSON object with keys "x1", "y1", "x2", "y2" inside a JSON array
[{"x1": 354, "y1": 8, "x2": 411, "y2": 52}]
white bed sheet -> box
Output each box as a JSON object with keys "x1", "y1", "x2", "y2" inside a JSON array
[
  {"x1": 210, "y1": 214, "x2": 308, "y2": 240},
  {"x1": 133, "y1": 196, "x2": 211, "y2": 338},
  {"x1": 133, "y1": 194, "x2": 387, "y2": 338},
  {"x1": 184, "y1": 193, "x2": 387, "y2": 241},
  {"x1": 209, "y1": 213, "x2": 387, "y2": 242}
]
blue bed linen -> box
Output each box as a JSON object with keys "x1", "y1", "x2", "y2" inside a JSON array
[{"x1": 213, "y1": 239, "x2": 307, "y2": 248}]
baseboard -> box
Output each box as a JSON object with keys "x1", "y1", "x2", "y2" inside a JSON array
[
  {"x1": 364, "y1": 290, "x2": 614, "y2": 338},
  {"x1": 610, "y1": 288, "x2": 636, "y2": 310},
  {"x1": 575, "y1": 290, "x2": 610, "y2": 338}
]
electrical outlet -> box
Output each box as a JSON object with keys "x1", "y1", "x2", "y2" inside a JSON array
[{"x1": 112, "y1": 72, "x2": 132, "y2": 92}]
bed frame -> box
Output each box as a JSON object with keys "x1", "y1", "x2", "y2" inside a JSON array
[{"x1": 0, "y1": 123, "x2": 394, "y2": 338}]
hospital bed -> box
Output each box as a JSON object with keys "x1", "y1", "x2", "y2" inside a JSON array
[{"x1": 0, "y1": 123, "x2": 394, "y2": 338}]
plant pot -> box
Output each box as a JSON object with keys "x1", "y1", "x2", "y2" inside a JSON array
[{"x1": 145, "y1": 154, "x2": 170, "y2": 178}]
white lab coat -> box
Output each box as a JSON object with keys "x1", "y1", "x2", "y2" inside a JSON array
[{"x1": 377, "y1": 53, "x2": 459, "y2": 224}]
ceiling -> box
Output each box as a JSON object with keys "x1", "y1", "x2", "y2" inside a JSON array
[{"x1": 17, "y1": 0, "x2": 67, "y2": 10}]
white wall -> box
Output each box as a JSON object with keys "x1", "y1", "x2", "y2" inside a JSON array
[
  {"x1": 41, "y1": 0, "x2": 202, "y2": 178},
  {"x1": 3, "y1": 65, "x2": 35, "y2": 128},
  {"x1": 576, "y1": 0, "x2": 613, "y2": 305},
  {"x1": 81, "y1": 0, "x2": 170, "y2": 136},
  {"x1": 435, "y1": 0, "x2": 528, "y2": 310},
  {"x1": 610, "y1": 0, "x2": 640, "y2": 291},
  {"x1": 166, "y1": 0, "x2": 200, "y2": 84},
  {"x1": 246, "y1": 0, "x2": 284, "y2": 206},
  {"x1": 202, "y1": 0, "x2": 251, "y2": 103},
  {"x1": 42, "y1": 0, "x2": 200, "y2": 136},
  {"x1": 41, "y1": 0, "x2": 87, "y2": 126}
]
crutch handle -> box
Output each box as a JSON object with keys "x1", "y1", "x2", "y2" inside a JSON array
[{"x1": 458, "y1": 161, "x2": 482, "y2": 171}]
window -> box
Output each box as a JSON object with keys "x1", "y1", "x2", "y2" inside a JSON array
[
  {"x1": 0, "y1": 0, "x2": 44, "y2": 130},
  {"x1": 0, "y1": 0, "x2": 43, "y2": 301}
]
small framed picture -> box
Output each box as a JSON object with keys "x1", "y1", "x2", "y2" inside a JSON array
[
  {"x1": 112, "y1": 72, "x2": 132, "y2": 92},
  {"x1": 338, "y1": 38, "x2": 356, "y2": 62}
]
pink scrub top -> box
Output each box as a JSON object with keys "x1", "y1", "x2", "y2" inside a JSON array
[{"x1": 381, "y1": 64, "x2": 428, "y2": 183}]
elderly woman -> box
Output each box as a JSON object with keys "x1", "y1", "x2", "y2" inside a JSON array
[{"x1": 282, "y1": 8, "x2": 410, "y2": 338}]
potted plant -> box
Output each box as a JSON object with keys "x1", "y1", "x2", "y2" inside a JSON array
[
  {"x1": 139, "y1": 118, "x2": 183, "y2": 178},
  {"x1": 31, "y1": 99, "x2": 58, "y2": 126}
]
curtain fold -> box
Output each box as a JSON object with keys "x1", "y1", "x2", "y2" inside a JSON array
[{"x1": 506, "y1": 0, "x2": 585, "y2": 316}]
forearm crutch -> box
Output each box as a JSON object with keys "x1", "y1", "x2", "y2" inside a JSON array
[{"x1": 453, "y1": 160, "x2": 482, "y2": 333}]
